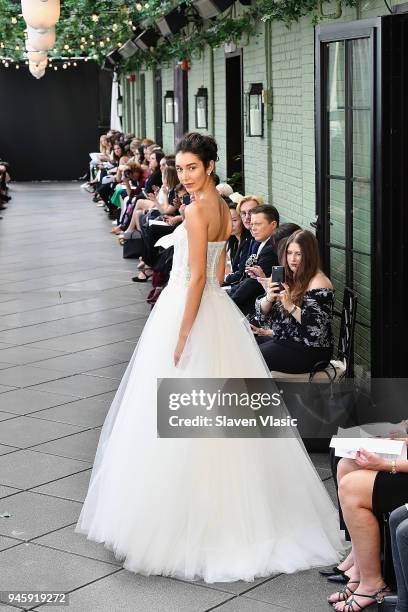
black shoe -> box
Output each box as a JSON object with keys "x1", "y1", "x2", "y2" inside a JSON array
[
  {"x1": 319, "y1": 566, "x2": 346, "y2": 578},
  {"x1": 327, "y1": 574, "x2": 348, "y2": 584}
]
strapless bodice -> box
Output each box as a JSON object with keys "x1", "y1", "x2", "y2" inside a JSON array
[{"x1": 168, "y1": 223, "x2": 226, "y2": 289}]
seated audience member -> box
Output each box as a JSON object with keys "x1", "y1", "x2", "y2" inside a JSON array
[
  {"x1": 228, "y1": 204, "x2": 280, "y2": 315},
  {"x1": 249, "y1": 222, "x2": 302, "y2": 280},
  {"x1": 141, "y1": 149, "x2": 164, "y2": 196},
  {"x1": 224, "y1": 195, "x2": 264, "y2": 286},
  {"x1": 109, "y1": 161, "x2": 144, "y2": 227},
  {"x1": 132, "y1": 184, "x2": 187, "y2": 282},
  {"x1": 326, "y1": 442, "x2": 408, "y2": 611},
  {"x1": 225, "y1": 202, "x2": 251, "y2": 278},
  {"x1": 254, "y1": 229, "x2": 333, "y2": 373}
]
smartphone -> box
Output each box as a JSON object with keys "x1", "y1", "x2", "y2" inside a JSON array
[
  {"x1": 271, "y1": 266, "x2": 285, "y2": 291},
  {"x1": 182, "y1": 194, "x2": 191, "y2": 205},
  {"x1": 142, "y1": 188, "x2": 149, "y2": 198}
]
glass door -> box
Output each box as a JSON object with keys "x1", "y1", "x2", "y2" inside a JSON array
[{"x1": 316, "y1": 24, "x2": 375, "y2": 375}]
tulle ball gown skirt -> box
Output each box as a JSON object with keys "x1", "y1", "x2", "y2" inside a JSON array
[{"x1": 76, "y1": 260, "x2": 343, "y2": 583}]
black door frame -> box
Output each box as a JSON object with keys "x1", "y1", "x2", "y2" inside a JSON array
[
  {"x1": 315, "y1": 15, "x2": 408, "y2": 376},
  {"x1": 153, "y1": 69, "x2": 163, "y2": 147},
  {"x1": 174, "y1": 65, "x2": 188, "y2": 143},
  {"x1": 225, "y1": 48, "x2": 245, "y2": 193}
]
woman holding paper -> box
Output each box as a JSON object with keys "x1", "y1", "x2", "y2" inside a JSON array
[{"x1": 328, "y1": 441, "x2": 408, "y2": 611}]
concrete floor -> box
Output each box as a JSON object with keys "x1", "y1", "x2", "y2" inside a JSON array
[{"x1": 0, "y1": 184, "x2": 339, "y2": 611}]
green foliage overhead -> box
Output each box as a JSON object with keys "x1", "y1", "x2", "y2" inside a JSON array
[{"x1": 0, "y1": 0, "x2": 357, "y2": 69}]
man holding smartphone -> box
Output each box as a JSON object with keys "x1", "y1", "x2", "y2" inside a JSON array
[{"x1": 228, "y1": 204, "x2": 280, "y2": 316}]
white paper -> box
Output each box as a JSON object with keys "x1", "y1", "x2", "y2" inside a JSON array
[
  {"x1": 330, "y1": 436, "x2": 407, "y2": 460},
  {"x1": 149, "y1": 220, "x2": 169, "y2": 227},
  {"x1": 154, "y1": 233, "x2": 175, "y2": 250}
]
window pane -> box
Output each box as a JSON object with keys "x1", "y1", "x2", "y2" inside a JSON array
[
  {"x1": 353, "y1": 253, "x2": 371, "y2": 327},
  {"x1": 354, "y1": 324, "x2": 371, "y2": 375},
  {"x1": 327, "y1": 41, "x2": 345, "y2": 110},
  {"x1": 353, "y1": 110, "x2": 371, "y2": 180},
  {"x1": 329, "y1": 179, "x2": 346, "y2": 247},
  {"x1": 330, "y1": 247, "x2": 346, "y2": 312},
  {"x1": 329, "y1": 110, "x2": 345, "y2": 176},
  {"x1": 353, "y1": 182, "x2": 371, "y2": 254},
  {"x1": 352, "y1": 38, "x2": 371, "y2": 107}
]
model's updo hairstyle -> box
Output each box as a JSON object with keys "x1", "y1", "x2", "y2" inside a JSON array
[{"x1": 175, "y1": 132, "x2": 218, "y2": 171}]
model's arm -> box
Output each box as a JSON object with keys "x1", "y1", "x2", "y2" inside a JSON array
[
  {"x1": 174, "y1": 205, "x2": 208, "y2": 366},
  {"x1": 216, "y1": 246, "x2": 227, "y2": 285}
]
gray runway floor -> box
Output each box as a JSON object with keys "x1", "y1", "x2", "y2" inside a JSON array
[{"x1": 0, "y1": 183, "x2": 339, "y2": 611}]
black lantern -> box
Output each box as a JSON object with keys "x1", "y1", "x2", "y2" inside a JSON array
[
  {"x1": 192, "y1": 0, "x2": 234, "y2": 19},
  {"x1": 118, "y1": 39, "x2": 138, "y2": 59},
  {"x1": 117, "y1": 94, "x2": 123, "y2": 118},
  {"x1": 105, "y1": 49, "x2": 122, "y2": 69},
  {"x1": 247, "y1": 83, "x2": 264, "y2": 137},
  {"x1": 164, "y1": 90, "x2": 175, "y2": 123},
  {"x1": 134, "y1": 29, "x2": 160, "y2": 51},
  {"x1": 157, "y1": 8, "x2": 188, "y2": 37},
  {"x1": 195, "y1": 87, "x2": 208, "y2": 129}
]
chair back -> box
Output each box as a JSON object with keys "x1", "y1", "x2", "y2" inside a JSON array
[{"x1": 337, "y1": 287, "x2": 358, "y2": 377}]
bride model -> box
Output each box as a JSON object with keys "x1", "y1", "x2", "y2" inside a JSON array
[{"x1": 76, "y1": 133, "x2": 343, "y2": 583}]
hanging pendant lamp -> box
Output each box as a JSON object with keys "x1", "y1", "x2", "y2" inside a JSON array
[
  {"x1": 22, "y1": 0, "x2": 60, "y2": 30},
  {"x1": 26, "y1": 25, "x2": 56, "y2": 51}
]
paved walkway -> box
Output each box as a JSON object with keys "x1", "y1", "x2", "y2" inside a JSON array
[{"x1": 0, "y1": 184, "x2": 339, "y2": 612}]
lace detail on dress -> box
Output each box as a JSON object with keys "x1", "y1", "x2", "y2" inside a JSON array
[{"x1": 168, "y1": 223, "x2": 225, "y2": 289}]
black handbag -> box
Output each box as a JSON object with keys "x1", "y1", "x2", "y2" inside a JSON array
[{"x1": 122, "y1": 230, "x2": 144, "y2": 259}]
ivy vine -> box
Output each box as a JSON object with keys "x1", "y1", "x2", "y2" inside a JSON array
[{"x1": 0, "y1": 0, "x2": 357, "y2": 70}]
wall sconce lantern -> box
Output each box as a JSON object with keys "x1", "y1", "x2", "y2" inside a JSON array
[
  {"x1": 164, "y1": 90, "x2": 175, "y2": 123},
  {"x1": 195, "y1": 87, "x2": 208, "y2": 129},
  {"x1": 117, "y1": 94, "x2": 123, "y2": 118},
  {"x1": 247, "y1": 83, "x2": 264, "y2": 137}
]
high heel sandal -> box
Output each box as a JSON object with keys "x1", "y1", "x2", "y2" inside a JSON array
[
  {"x1": 132, "y1": 269, "x2": 153, "y2": 282},
  {"x1": 328, "y1": 582, "x2": 359, "y2": 604},
  {"x1": 342, "y1": 586, "x2": 390, "y2": 611}
]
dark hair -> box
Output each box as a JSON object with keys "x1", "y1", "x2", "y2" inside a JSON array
[
  {"x1": 273, "y1": 222, "x2": 302, "y2": 260},
  {"x1": 175, "y1": 132, "x2": 218, "y2": 169},
  {"x1": 112, "y1": 142, "x2": 125, "y2": 161},
  {"x1": 228, "y1": 201, "x2": 237, "y2": 210},
  {"x1": 175, "y1": 183, "x2": 187, "y2": 194},
  {"x1": 151, "y1": 149, "x2": 165, "y2": 165},
  {"x1": 212, "y1": 172, "x2": 220, "y2": 186},
  {"x1": 136, "y1": 146, "x2": 145, "y2": 163},
  {"x1": 250, "y1": 204, "x2": 280, "y2": 226},
  {"x1": 283, "y1": 229, "x2": 322, "y2": 305}
]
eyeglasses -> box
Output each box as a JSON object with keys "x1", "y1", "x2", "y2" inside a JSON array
[{"x1": 240, "y1": 211, "x2": 253, "y2": 218}]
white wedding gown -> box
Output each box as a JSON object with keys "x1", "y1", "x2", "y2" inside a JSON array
[{"x1": 76, "y1": 222, "x2": 344, "y2": 583}]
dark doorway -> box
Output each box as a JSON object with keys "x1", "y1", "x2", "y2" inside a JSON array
[
  {"x1": 225, "y1": 51, "x2": 244, "y2": 192},
  {"x1": 174, "y1": 65, "x2": 188, "y2": 144},
  {"x1": 153, "y1": 70, "x2": 163, "y2": 147},
  {"x1": 0, "y1": 61, "x2": 103, "y2": 181}
]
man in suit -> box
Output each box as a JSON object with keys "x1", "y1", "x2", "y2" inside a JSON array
[{"x1": 228, "y1": 204, "x2": 280, "y2": 316}]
